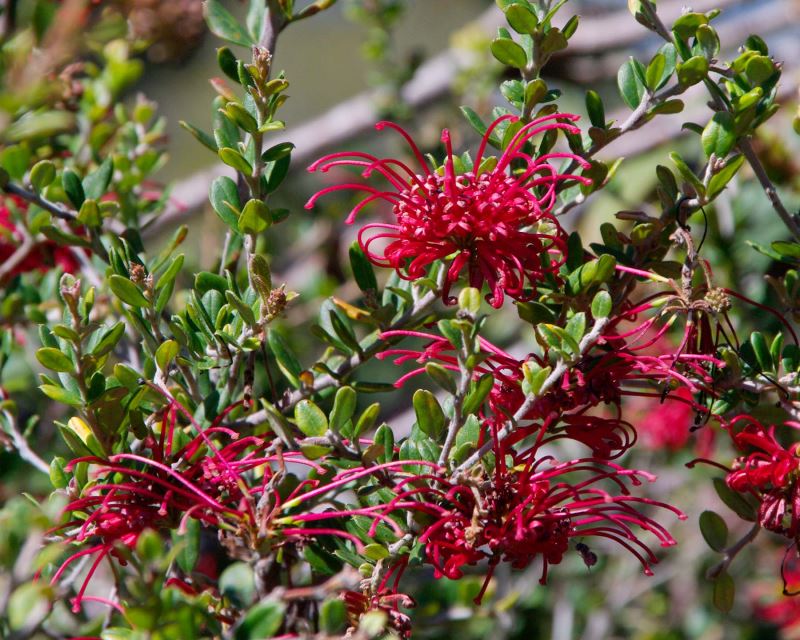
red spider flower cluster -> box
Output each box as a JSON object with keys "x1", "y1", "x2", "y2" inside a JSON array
[
  {"x1": 397, "y1": 457, "x2": 684, "y2": 604},
  {"x1": 725, "y1": 415, "x2": 800, "y2": 537},
  {"x1": 0, "y1": 195, "x2": 80, "y2": 278},
  {"x1": 306, "y1": 114, "x2": 592, "y2": 307}
]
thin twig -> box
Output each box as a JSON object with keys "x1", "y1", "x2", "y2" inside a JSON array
[{"x1": 1, "y1": 407, "x2": 49, "y2": 474}]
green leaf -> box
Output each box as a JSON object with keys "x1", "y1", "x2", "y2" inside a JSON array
[
  {"x1": 618, "y1": 57, "x2": 646, "y2": 109},
  {"x1": 669, "y1": 152, "x2": 705, "y2": 196},
  {"x1": 234, "y1": 601, "x2": 285, "y2": 640},
  {"x1": 264, "y1": 154, "x2": 291, "y2": 193},
  {"x1": 645, "y1": 52, "x2": 666, "y2": 92},
  {"x1": 540, "y1": 28, "x2": 567, "y2": 55},
  {"x1": 696, "y1": 24, "x2": 720, "y2": 59},
  {"x1": 262, "y1": 142, "x2": 295, "y2": 162},
  {"x1": 83, "y1": 158, "x2": 113, "y2": 200},
  {"x1": 349, "y1": 241, "x2": 378, "y2": 293},
  {"x1": 109, "y1": 275, "x2": 149, "y2": 308},
  {"x1": 490, "y1": 37, "x2": 528, "y2": 69},
  {"x1": 180, "y1": 120, "x2": 218, "y2": 152},
  {"x1": 238, "y1": 199, "x2": 271, "y2": 235},
  {"x1": 8, "y1": 583, "x2": 49, "y2": 632},
  {"x1": 294, "y1": 399, "x2": 328, "y2": 437},
  {"x1": 565, "y1": 312, "x2": 586, "y2": 345},
  {"x1": 30, "y1": 160, "x2": 56, "y2": 193},
  {"x1": 353, "y1": 403, "x2": 380, "y2": 437},
  {"x1": 699, "y1": 510, "x2": 728, "y2": 552},
  {"x1": 745, "y1": 55, "x2": 775, "y2": 85},
  {"x1": 217, "y1": 46, "x2": 240, "y2": 82},
  {"x1": 672, "y1": 11, "x2": 707, "y2": 40},
  {"x1": 91, "y1": 322, "x2": 126, "y2": 357},
  {"x1": 750, "y1": 331, "x2": 773, "y2": 372},
  {"x1": 219, "y1": 147, "x2": 253, "y2": 175},
  {"x1": 712, "y1": 571, "x2": 735, "y2": 613},
  {"x1": 62, "y1": 169, "x2": 85, "y2": 209},
  {"x1": 462, "y1": 373, "x2": 494, "y2": 415},
  {"x1": 412, "y1": 389, "x2": 445, "y2": 440},
  {"x1": 267, "y1": 330, "x2": 302, "y2": 387},
  {"x1": 195, "y1": 271, "x2": 228, "y2": 295},
  {"x1": 524, "y1": 78, "x2": 548, "y2": 112},
  {"x1": 425, "y1": 362, "x2": 456, "y2": 394},
  {"x1": 505, "y1": 3, "x2": 538, "y2": 34},
  {"x1": 0, "y1": 145, "x2": 30, "y2": 180},
  {"x1": 77, "y1": 199, "x2": 101, "y2": 227},
  {"x1": 173, "y1": 518, "x2": 200, "y2": 573},
  {"x1": 40, "y1": 384, "x2": 82, "y2": 407},
  {"x1": 220, "y1": 563, "x2": 257, "y2": 608},
  {"x1": 209, "y1": 176, "x2": 240, "y2": 230},
  {"x1": 246, "y1": 0, "x2": 266, "y2": 44},
  {"x1": 205, "y1": 0, "x2": 255, "y2": 47},
  {"x1": 50, "y1": 457, "x2": 69, "y2": 489},
  {"x1": 701, "y1": 112, "x2": 736, "y2": 158},
  {"x1": 226, "y1": 291, "x2": 256, "y2": 325},
  {"x1": 713, "y1": 477, "x2": 757, "y2": 522},
  {"x1": 706, "y1": 154, "x2": 744, "y2": 200},
  {"x1": 320, "y1": 598, "x2": 347, "y2": 634},
  {"x1": 36, "y1": 347, "x2": 73, "y2": 373},
  {"x1": 460, "y1": 106, "x2": 500, "y2": 149},
  {"x1": 585, "y1": 90, "x2": 605, "y2": 128},
  {"x1": 676, "y1": 55, "x2": 709, "y2": 86},
  {"x1": 591, "y1": 290, "x2": 612, "y2": 318},
  {"x1": 375, "y1": 423, "x2": 394, "y2": 464},
  {"x1": 155, "y1": 340, "x2": 179, "y2": 371},
  {"x1": 330, "y1": 386, "x2": 357, "y2": 434}
]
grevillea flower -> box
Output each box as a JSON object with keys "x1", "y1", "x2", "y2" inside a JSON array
[
  {"x1": 726, "y1": 416, "x2": 800, "y2": 537},
  {"x1": 306, "y1": 114, "x2": 592, "y2": 307},
  {"x1": 0, "y1": 196, "x2": 81, "y2": 278},
  {"x1": 404, "y1": 458, "x2": 684, "y2": 603}
]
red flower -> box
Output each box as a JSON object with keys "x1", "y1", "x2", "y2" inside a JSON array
[
  {"x1": 410, "y1": 458, "x2": 684, "y2": 602},
  {"x1": 0, "y1": 196, "x2": 81, "y2": 278},
  {"x1": 306, "y1": 114, "x2": 592, "y2": 307},
  {"x1": 726, "y1": 416, "x2": 800, "y2": 537}
]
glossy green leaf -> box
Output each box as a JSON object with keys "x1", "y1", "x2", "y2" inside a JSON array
[
  {"x1": 412, "y1": 389, "x2": 445, "y2": 440},
  {"x1": 585, "y1": 90, "x2": 605, "y2": 128},
  {"x1": 234, "y1": 601, "x2": 285, "y2": 640},
  {"x1": 699, "y1": 510, "x2": 728, "y2": 552},
  {"x1": 238, "y1": 199, "x2": 271, "y2": 235},
  {"x1": 209, "y1": 175, "x2": 240, "y2": 230},
  {"x1": 62, "y1": 168, "x2": 85, "y2": 209},
  {"x1": 155, "y1": 340, "x2": 179, "y2": 371},
  {"x1": 36, "y1": 347, "x2": 73, "y2": 372},
  {"x1": 109, "y1": 275, "x2": 149, "y2": 308},
  {"x1": 294, "y1": 399, "x2": 328, "y2": 437},
  {"x1": 617, "y1": 57, "x2": 646, "y2": 109},
  {"x1": 330, "y1": 386, "x2": 357, "y2": 434},
  {"x1": 490, "y1": 37, "x2": 528, "y2": 69},
  {"x1": 82, "y1": 158, "x2": 113, "y2": 200},
  {"x1": 205, "y1": 0, "x2": 255, "y2": 47},
  {"x1": 676, "y1": 55, "x2": 709, "y2": 86},
  {"x1": 701, "y1": 112, "x2": 736, "y2": 158},
  {"x1": 505, "y1": 3, "x2": 538, "y2": 34},
  {"x1": 591, "y1": 290, "x2": 612, "y2": 318}
]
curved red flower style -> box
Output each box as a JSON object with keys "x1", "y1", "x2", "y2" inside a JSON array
[
  {"x1": 406, "y1": 457, "x2": 685, "y2": 603},
  {"x1": 306, "y1": 114, "x2": 592, "y2": 307},
  {"x1": 726, "y1": 416, "x2": 800, "y2": 537}
]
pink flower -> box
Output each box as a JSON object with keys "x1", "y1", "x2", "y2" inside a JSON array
[{"x1": 306, "y1": 114, "x2": 592, "y2": 307}]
